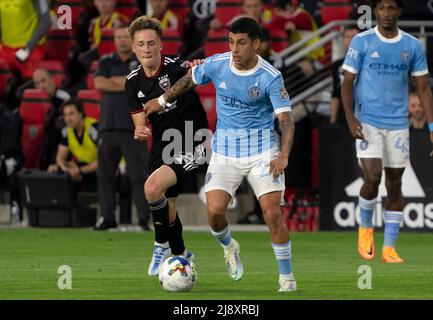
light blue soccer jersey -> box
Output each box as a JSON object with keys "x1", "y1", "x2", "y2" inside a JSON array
[
  {"x1": 192, "y1": 52, "x2": 291, "y2": 157},
  {"x1": 343, "y1": 26, "x2": 429, "y2": 129}
]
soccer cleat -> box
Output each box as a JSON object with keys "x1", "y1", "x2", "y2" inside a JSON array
[
  {"x1": 358, "y1": 227, "x2": 375, "y2": 260},
  {"x1": 223, "y1": 239, "x2": 244, "y2": 281},
  {"x1": 94, "y1": 217, "x2": 117, "y2": 231},
  {"x1": 184, "y1": 251, "x2": 195, "y2": 263},
  {"x1": 148, "y1": 244, "x2": 171, "y2": 276},
  {"x1": 381, "y1": 246, "x2": 404, "y2": 263},
  {"x1": 278, "y1": 274, "x2": 297, "y2": 292}
]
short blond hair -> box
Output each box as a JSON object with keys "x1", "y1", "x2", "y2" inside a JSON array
[{"x1": 128, "y1": 16, "x2": 162, "y2": 39}]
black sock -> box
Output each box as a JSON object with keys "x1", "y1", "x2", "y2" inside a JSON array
[
  {"x1": 149, "y1": 196, "x2": 169, "y2": 244},
  {"x1": 168, "y1": 212, "x2": 185, "y2": 255}
]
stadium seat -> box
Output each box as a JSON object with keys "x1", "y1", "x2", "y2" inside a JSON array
[
  {"x1": 196, "y1": 84, "x2": 217, "y2": 132},
  {"x1": 204, "y1": 29, "x2": 230, "y2": 56},
  {"x1": 77, "y1": 89, "x2": 102, "y2": 120},
  {"x1": 169, "y1": 0, "x2": 190, "y2": 18},
  {"x1": 162, "y1": 29, "x2": 183, "y2": 55},
  {"x1": 0, "y1": 59, "x2": 13, "y2": 99},
  {"x1": 320, "y1": 0, "x2": 354, "y2": 25},
  {"x1": 37, "y1": 60, "x2": 66, "y2": 88},
  {"x1": 19, "y1": 89, "x2": 53, "y2": 169},
  {"x1": 214, "y1": 0, "x2": 243, "y2": 25},
  {"x1": 87, "y1": 60, "x2": 99, "y2": 90},
  {"x1": 45, "y1": 29, "x2": 76, "y2": 63},
  {"x1": 268, "y1": 29, "x2": 289, "y2": 53},
  {"x1": 55, "y1": 0, "x2": 84, "y2": 25},
  {"x1": 116, "y1": 0, "x2": 137, "y2": 18},
  {"x1": 98, "y1": 29, "x2": 116, "y2": 56}
]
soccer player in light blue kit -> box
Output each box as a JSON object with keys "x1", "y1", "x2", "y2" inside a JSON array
[
  {"x1": 142, "y1": 17, "x2": 297, "y2": 291},
  {"x1": 341, "y1": 0, "x2": 433, "y2": 262}
]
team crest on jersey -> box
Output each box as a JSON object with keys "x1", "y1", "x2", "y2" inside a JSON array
[
  {"x1": 401, "y1": 50, "x2": 410, "y2": 62},
  {"x1": 279, "y1": 88, "x2": 289, "y2": 100},
  {"x1": 248, "y1": 86, "x2": 261, "y2": 99},
  {"x1": 360, "y1": 140, "x2": 369, "y2": 150},
  {"x1": 158, "y1": 75, "x2": 171, "y2": 92}
]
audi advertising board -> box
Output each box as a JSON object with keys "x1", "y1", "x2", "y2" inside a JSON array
[{"x1": 319, "y1": 126, "x2": 433, "y2": 231}]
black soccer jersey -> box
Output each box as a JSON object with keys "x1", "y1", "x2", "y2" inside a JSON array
[{"x1": 125, "y1": 55, "x2": 209, "y2": 168}]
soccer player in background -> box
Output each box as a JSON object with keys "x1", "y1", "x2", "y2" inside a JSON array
[
  {"x1": 341, "y1": 0, "x2": 433, "y2": 263},
  {"x1": 126, "y1": 17, "x2": 209, "y2": 276},
  {"x1": 143, "y1": 17, "x2": 297, "y2": 292}
]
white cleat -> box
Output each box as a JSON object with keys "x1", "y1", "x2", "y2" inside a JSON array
[
  {"x1": 278, "y1": 274, "x2": 297, "y2": 292},
  {"x1": 148, "y1": 244, "x2": 171, "y2": 276},
  {"x1": 223, "y1": 239, "x2": 244, "y2": 281}
]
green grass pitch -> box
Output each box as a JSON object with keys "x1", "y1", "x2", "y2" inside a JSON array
[{"x1": 1, "y1": 228, "x2": 432, "y2": 300}]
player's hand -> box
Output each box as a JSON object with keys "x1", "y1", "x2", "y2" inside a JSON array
[
  {"x1": 269, "y1": 156, "x2": 288, "y2": 179},
  {"x1": 347, "y1": 116, "x2": 364, "y2": 140},
  {"x1": 16, "y1": 48, "x2": 30, "y2": 62},
  {"x1": 143, "y1": 98, "x2": 163, "y2": 116},
  {"x1": 134, "y1": 125, "x2": 151, "y2": 140}
]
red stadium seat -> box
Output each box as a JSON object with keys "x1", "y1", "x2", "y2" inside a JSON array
[
  {"x1": 98, "y1": 29, "x2": 116, "y2": 56},
  {"x1": 45, "y1": 29, "x2": 76, "y2": 63},
  {"x1": 169, "y1": 0, "x2": 190, "y2": 18},
  {"x1": 19, "y1": 89, "x2": 53, "y2": 169},
  {"x1": 204, "y1": 29, "x2": 230, "y2": 56},
  {"x1": 162, "y1": 29, "x2": 183, "y2": 55},
  {"x1": 87, "y1": 60, "x2": 99, "y2": 90},
  {"x1": 116, "y1": 0, "x2": 137, "y2": 18},
  {"x1": 215, "y1": 0, "x2": 243, "y2": 25},
  {"x1": 196, "y1": 84, "x2": 217, "y2": 132},
  {"x1": 320, "y1": 0, "x2": 354, "y2": 25},
  {"x1": 268, "y1": 29, "x2": 289, "y2": 53},
  {"x1": 37, "y1": 60, "x2": 65, "y2": 87},
  {"x1": 77, "y1": 89, "x2": 102, "y2": 120},
  {"x1": 0, "y1": 59, "x2": 13, "y2": 99},
  {"x1": 55, "y1": 0, "x2": 84, "y2": 25}
]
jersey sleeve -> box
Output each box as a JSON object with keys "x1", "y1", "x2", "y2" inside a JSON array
[
  {"x1": 268, "y1": 74, "x2": 291, "y2": 114},
  {"x1": 342, "y1": 35, "x2": 364, "y2": 74},
  {"x1": 411, "y1": 41, "x2": 429, "y2": 77},
  {"x1": 60, "y1": 127, "x2": 68, "y2": 146},
  {"x1": 191, "y1": 57, "x2": 213, "y2": 85},
  {"x1": 125, "y1": 77, "x2": 143, "y2": 114},
  {"x1": 89, "y1": 123, "x2": 99, "y2": 145}
]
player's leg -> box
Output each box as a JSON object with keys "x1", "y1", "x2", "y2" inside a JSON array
[
  {"x1": 204, "y1": 152, "x2": 245, "y2": 280},
  {"x1": 381, "y1": 127, "x2": 409, "y2": 263},
  {"x1": 247, "y1": 152, "x2": 295, "y2": 292},
  {"x1": 356, "y1": 124, "x2": 384, "y2": 260},
  {"x1": 381, "y1": 167, "x2": 405, "y2": 263},
  {"x1": 145, "y1": 165, "x2": 177, "y2": 276},
  {"x1": 166, "y1": 197, "x2": 194, "y2": 262},
  {"x1": 259, "y1": 191, "x2": 296, "y2": 292}
]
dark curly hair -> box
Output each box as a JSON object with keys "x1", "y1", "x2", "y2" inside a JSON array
[
  {"x1": 128, "y1": 16, "x2": 162, "y2": 39},
  {"x1": 369, "y1": 0, "x2": 405, "y2": 9}
]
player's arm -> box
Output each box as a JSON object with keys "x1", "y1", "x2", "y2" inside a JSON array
[
  {"x1": 143, "y1": 59, "x2": 205, "y2": 115},
  {"x1": 412, "y1": 75, "x2": 433, "y2": 144},
  {"x1": 125, "y1": 78, "x2": 151, "y2": 140},
  {"x1": 341, "y1": 71, "x2": 363, "y2": 139},
  {"x1": 270, "y1": 111, "x2": 295, "y2": 179}
]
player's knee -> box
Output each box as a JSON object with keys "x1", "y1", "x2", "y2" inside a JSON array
[
  {"x1": 364, "y1": 171, "x2": 382, "y2": 186},
  {"x1": 385, "y1": 176, "x2": 402, "y2": 196},
  {"x1": 144, "y1": 178, "x2": 164, "y2": 201},
  {"x1": 262, "y1": 206, "x2": 282, "y2": 226}
]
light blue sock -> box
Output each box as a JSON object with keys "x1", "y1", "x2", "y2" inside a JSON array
[
  {"x1": 211, "y1": 226, "x2": 232, "y2": 247},
  {"x1": 383, "y1": 210, "x2": 403, "y2": 248},
  {"x1": 272, "y1": 241, "x2": 293, "y2": 276},
  {"x1": 359, "y1": 196, "x2": 376, "y2": 228}
]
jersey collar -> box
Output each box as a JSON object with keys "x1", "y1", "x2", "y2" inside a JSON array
[
  {"x1": 374, "y1": 25, "x2": 402, "y2": 43},
  {"x1": 230, "y1": 54, "x2": 262, "y2": 76}
]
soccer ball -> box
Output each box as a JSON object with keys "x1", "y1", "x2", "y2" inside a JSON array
[{"x1": 158, "y1": 256, "x2": 197, "y2": 292}]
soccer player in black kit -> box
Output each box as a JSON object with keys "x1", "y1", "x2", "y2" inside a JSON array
[{"x1": 125, "y1": 16, "x2": 209, "y2": 276}]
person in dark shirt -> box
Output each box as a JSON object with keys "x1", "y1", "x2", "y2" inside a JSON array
[
  {"x1": 126, "y1": 17, "x2": 209, "y2": 276},
  {"x1": 93, "y1": 25, "x2": 151, "y2": 231}
]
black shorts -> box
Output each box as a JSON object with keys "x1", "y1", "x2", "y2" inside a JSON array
[{"x1": 148, "y1": 144, "x2": 207, "y2": 198}]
